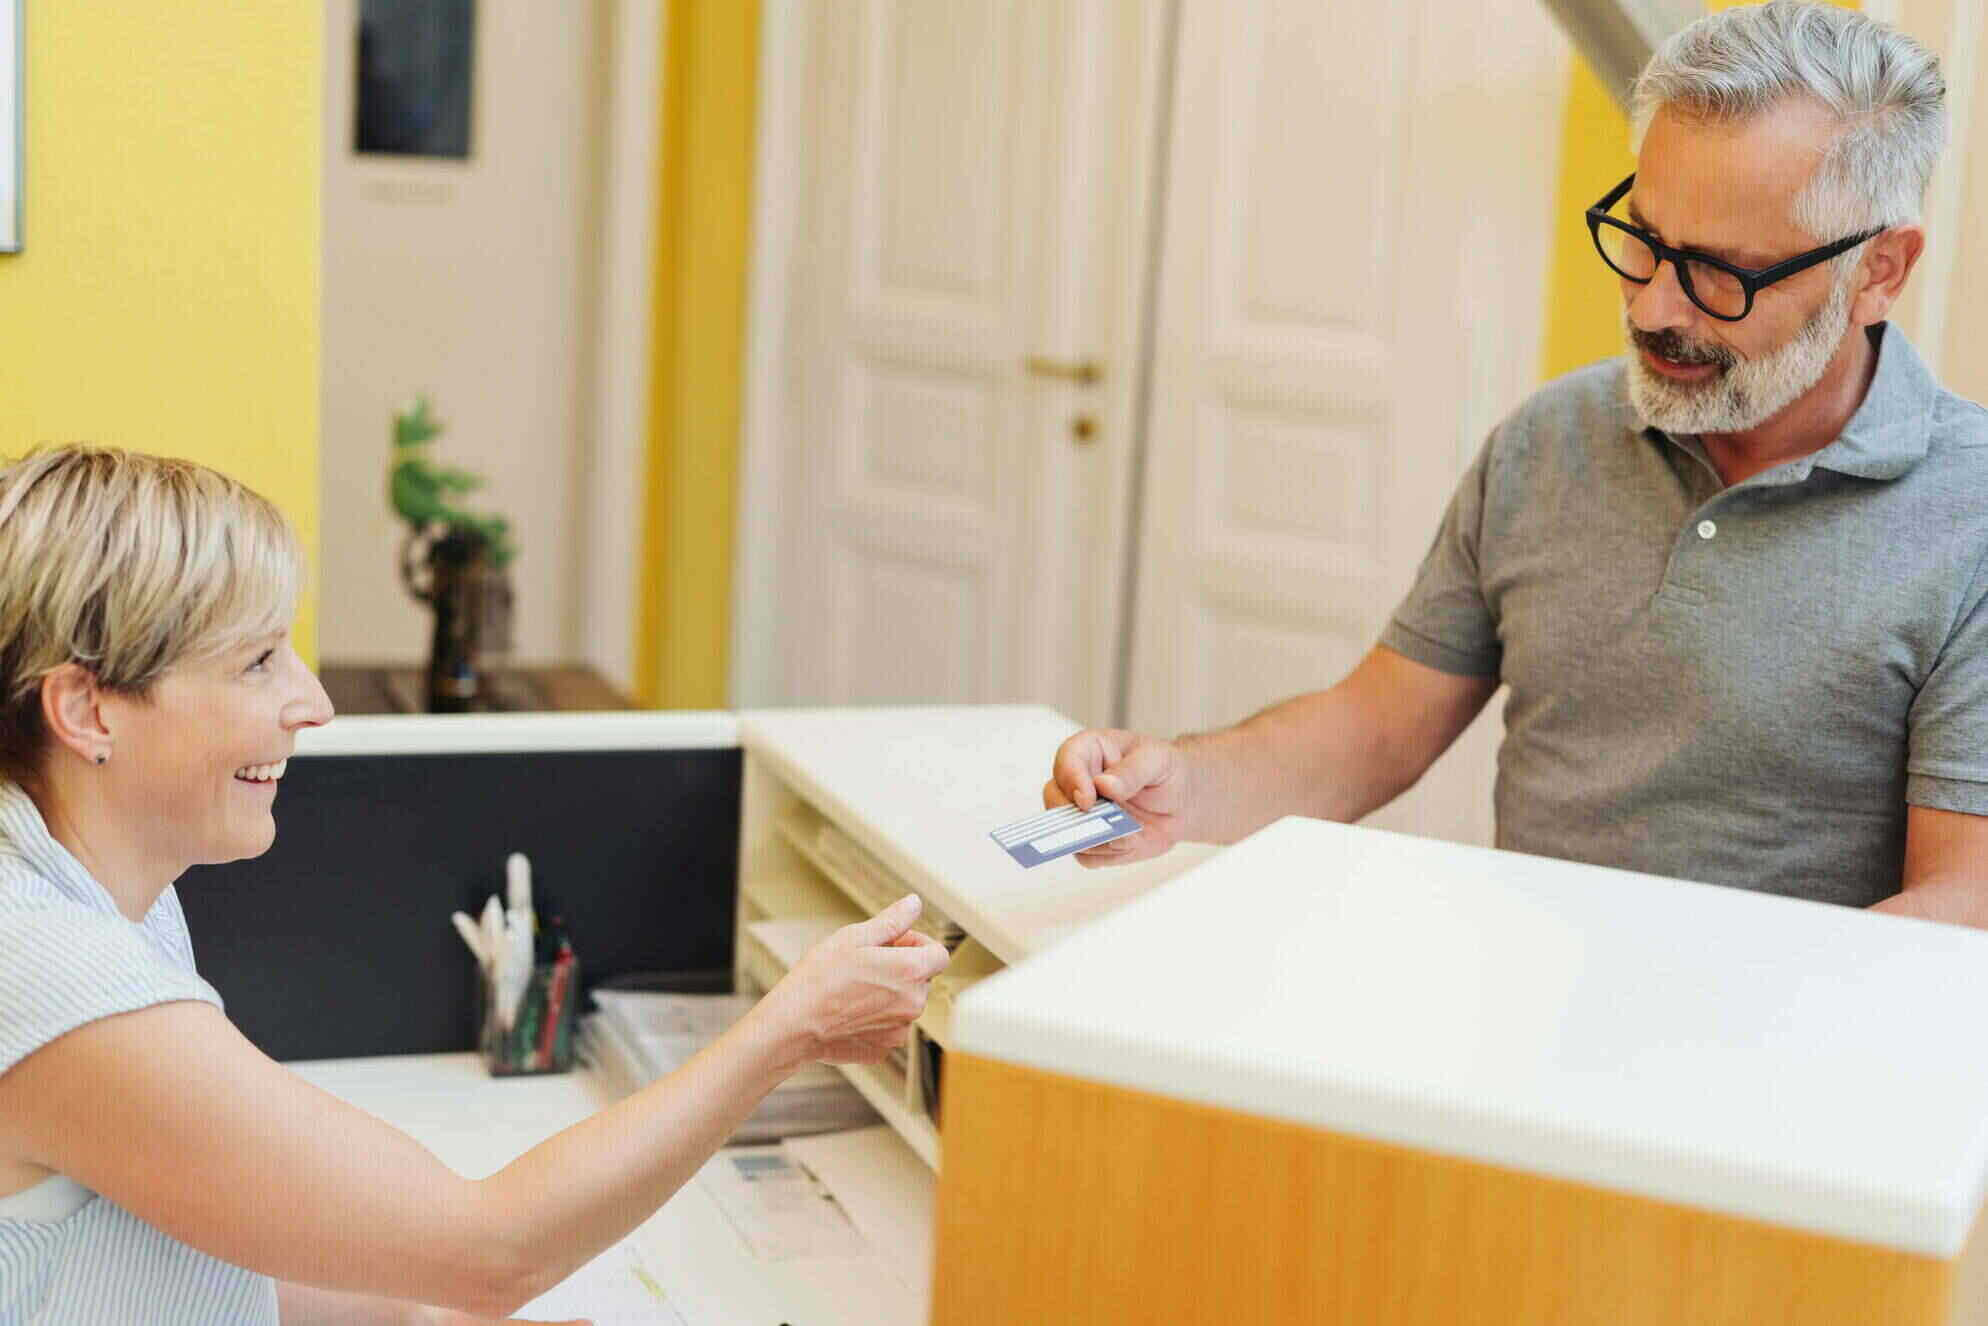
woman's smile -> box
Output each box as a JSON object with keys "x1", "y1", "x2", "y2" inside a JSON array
[{"x1": 233, "y1": 759, "x2": 287, "y2": 786}]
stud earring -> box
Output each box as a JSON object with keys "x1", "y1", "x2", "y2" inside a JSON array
[{"x1": 94, "y1": 751, "x2": 109, "y2": 766}]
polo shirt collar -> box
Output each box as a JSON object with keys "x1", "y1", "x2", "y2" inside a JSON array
[
  {"x1": 1648, "y1": 322, "x2": 1936, "y2": 488},
  {"x1": 1804, "y1": 321, "x2": 1935, "y2": 482}
]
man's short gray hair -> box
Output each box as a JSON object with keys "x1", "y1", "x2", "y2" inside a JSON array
[{"x1": 1630, "y1": 1, "x2": 1946, "y2": 240}]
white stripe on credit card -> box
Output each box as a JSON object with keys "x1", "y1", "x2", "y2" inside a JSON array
[
  {"x1": 1030, "y1": 818, "x2": 1114, "y2": 853},
  {"x1": 994, "y1": 804, "x2": 1095, "y2": 844}
]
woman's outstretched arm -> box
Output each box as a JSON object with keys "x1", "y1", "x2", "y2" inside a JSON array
[
  {"x1": 274, "y1": 1280, "x2": 587, "y2": 1324},
  {"x1": 0, "y1": 896, "x2": 946, "y2": 1318}
]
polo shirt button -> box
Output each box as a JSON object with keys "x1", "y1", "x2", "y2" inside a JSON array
[{"x1": 1697, "y1": 520, "x2": 1717, "y2": 540}]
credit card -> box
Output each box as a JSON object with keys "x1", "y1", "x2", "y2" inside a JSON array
[{"x1": 990, "y1": 799, "x2": 1142, "y2": 868}]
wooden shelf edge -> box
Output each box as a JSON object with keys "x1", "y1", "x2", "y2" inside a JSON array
[{"x1": 841, "y1": 1059, "x2": 940, "y2": 1170}]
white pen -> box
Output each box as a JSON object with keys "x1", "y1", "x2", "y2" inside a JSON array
[
  {"x1": 506, "y1": 851, "x2": 533, "y2": 929},
  {"x1": 450, "y1": 911, "x2": 488, "y2": 968},
  {"x1": 479, "y1": 895, "x2": 504, "y2": 980},
  {"x1": 497, "y1": 909, "x2": 533, "y2": 1031}
]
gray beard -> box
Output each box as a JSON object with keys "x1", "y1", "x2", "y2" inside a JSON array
[{"x1": 1623, "y1": 276, "x2": 1853, "y2": 436}]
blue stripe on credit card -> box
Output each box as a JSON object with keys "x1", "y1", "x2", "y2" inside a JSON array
[{"x1": 991, "y1": 799, "x2": 1143, "y2": 868}]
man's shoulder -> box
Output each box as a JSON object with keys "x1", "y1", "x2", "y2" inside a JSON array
[
  {"x1": 1483, "y1": 357, "x2": 1638, "y2": 470},
  {"x1": 1928, "y1": 384, "x2": 1988, "y2": 458},
  {"x1": 1879, "y1": 323, "x2": 1988, "y2": 465}
]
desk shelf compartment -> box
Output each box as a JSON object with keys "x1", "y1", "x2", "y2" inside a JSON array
[
  {"x1": 846, "y1": 1051, "x2": 937, "y2": 1168},
  {"x1": 773, "y1": 804, "x2": 963, "y2": 947},
  {"x1": 734, "y1": 758, "x2": 856, "y2": 993},
  {"x1": 735, "y1": 910, "x2": 941, "y2": 1167},
  {"x1": 740, "y1": 865, "x2": 861, "y2": 928},
  {"x1": 735, "y1": 745, "x2": 983, "y2": 1171},
  {"x1": 738, "y1": 710, "x2": 1232, "y2": 1178},
  {"x1": 736, "y1": 927, "x2": 787, "y2": 996},
  {"x1": 917, "y1": 937, "x2": 1004, "y2": 1053}
]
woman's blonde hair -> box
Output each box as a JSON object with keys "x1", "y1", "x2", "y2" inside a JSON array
[{"x1": 0, "y1": 445, "x2": 302, "y2": 784}]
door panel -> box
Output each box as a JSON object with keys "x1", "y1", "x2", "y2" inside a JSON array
[
  {"x1": 767, "y1": 0, "x2": 1165, "y2": 723},
  {"x1": 784, "y1": 0, "x2": 1032, "y2": 707},
  {"x1": 1128, "y1": 0, "x2": 1418, "y2": 734},
  {"x1": 865, "y1": 5, "x2": 1015, "y2": 305},
  {"x1": 830, "y1": 546, "x2": 985, "y2": 703},
  {"x1": 1127, "y1": 0, "x2": 1567, "y2": 845}
]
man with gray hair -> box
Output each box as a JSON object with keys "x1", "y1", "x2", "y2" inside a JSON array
[{"x1": 1044, "y1": 1, "x2": 1988, "y2": 924}]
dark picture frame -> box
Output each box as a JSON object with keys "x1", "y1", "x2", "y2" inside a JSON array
[{"x1": 355, "y1": 0, "x2": 476, "y2": 160}]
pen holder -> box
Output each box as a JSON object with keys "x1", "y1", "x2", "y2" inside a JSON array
[{"x1": 478, "y1": 953, "x2": 582, "y2": 1077}]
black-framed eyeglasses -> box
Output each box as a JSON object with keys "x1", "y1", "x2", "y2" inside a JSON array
[{"x1": 1586, "y1": 174, "x2": 1883, "y2": 321}]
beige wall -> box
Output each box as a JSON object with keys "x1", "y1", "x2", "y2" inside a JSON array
[
  {"x1": 319, "y1": 1, "x2": 606, "y2": 665},
  {"x1": 1877, "y1": 0, "x2": 1988, "y2": 399}
]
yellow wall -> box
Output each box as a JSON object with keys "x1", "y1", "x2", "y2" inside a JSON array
[
  {"x1": 1540, "y1": 61, "x2": 1639, "y2": 381},
  {"x1": 636, "y1": 0, "x2": 760, "y2": 708},
  {"x1": 1541, "y1": 0, "x2": 1856, "y2": 382},
  {"x1": 0, "y1": 5, "x2": 322, "y2": 659}
]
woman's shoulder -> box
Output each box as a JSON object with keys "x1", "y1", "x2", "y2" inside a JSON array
[
  {"x1": 0, "y1": 879, "x2": 223, "y2": 1079},
  {"x1": 0, "y1": 841, "x2": 73, "y2": 919}
]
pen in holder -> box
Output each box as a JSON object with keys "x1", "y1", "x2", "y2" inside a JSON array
[
  {"x1": 455, "y1": 853, "x2": 580, "y2": 1076},
  {"x1": 479, "y1": 945, "x2": 581, "y2": 1076}
]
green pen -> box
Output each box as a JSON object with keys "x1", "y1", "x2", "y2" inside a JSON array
[{"x1": 513, "y1": 978, "x2": 543, "y2": 1070}]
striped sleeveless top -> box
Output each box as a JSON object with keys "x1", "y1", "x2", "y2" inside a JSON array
[{"x1": 0, "y1": 782, "x2": 278, "y2": 1323}]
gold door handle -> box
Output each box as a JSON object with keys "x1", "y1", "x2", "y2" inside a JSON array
[{"x1": 1023, "y1": 355, "x2": 1103, "y2": 386}]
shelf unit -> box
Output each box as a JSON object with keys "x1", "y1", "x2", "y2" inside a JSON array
[
  {"x1": 734, "y1": 707, "x2": 1224, "y2": 1172},
  {"x1": 734, "y1": 751, "x2": 965, "y2": 1166}
]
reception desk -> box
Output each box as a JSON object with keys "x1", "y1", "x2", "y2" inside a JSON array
[
  {"x1": 936, "y1": 817, "x2": 1988, "y2": 1325},
  {"x1": 179, "y1": 707, "x2": 1988, "y2": 1322},
  {"x1": 180, "y1": 704, "x2": 1219, "y2": 1320}
]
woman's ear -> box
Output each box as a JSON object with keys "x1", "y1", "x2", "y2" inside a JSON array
[{"x1": 40, "y1": 664, "x2": 113, "y2": 767}]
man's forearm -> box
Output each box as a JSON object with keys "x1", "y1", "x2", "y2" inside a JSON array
[
  {"x1": 1871, "y1": 874, "x2": 1988, "y2": 929},
  {"x1": 1176, "y1": 687, "x2": 1418, "y2": 844}
]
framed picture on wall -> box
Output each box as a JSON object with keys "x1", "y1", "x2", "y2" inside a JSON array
[
  {"x1": 354, "y1": 0, "x2": 475, "y2": 159},
  {"x1": 1, "y1": 0, "x2": 19, "y2": 252}
]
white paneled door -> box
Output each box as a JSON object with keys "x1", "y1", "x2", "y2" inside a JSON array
[
  {"x1": 761, "y1": 0, "x2": 1168, "y2": 726},
  {"x1": 749, "y1": 0, "x2": 1566, "y2": 844},
  {"x1": 1123, "y1": 0, "x2": 1566, "y2": 843}
]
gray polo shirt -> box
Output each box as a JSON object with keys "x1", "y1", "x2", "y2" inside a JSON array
[{"x1": 1381, "y1": 323, "x2": 1988, "y2": 908}]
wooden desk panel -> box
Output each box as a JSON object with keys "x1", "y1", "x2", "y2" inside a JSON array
[
  {"x1": 933, "y1": 1052, "x2": 1982, "y2": 1326},
  {"x1": 320, "y1": 662, "x2": 634, "y2": 714}
]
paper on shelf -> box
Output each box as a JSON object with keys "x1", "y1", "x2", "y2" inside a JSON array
[
  {"x1": 590, "y1": 989, "x2": 756, "y2": 1079},
  {"x1": 580, "y1": 989, "x2": 881, "y2": 1143},
  {"x1": 783, "y1": 1126, "x2": 935, "y2": 1297},
  {"x1": 700, "y1": 1144, "x2": 871, "y2": 1261}
]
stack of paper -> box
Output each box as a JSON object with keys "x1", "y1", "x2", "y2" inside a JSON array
[
  {"x1": 781, "y1": 1126, "x2": 935, "y2": 1297},
  {"x1": 803, "y1": 816, "x2": 967, "y2": 949},
  {"x1": 581, "y1": 988, "x2": 881, "y2": 1143}
]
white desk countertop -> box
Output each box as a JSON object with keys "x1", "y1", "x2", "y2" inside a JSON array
[
  {"x1": 292, "y1": 1053, "x2": 928, "y2": 1325},
  {"x1": 298, "y1": 705, "x2": 1215, "y2": 963},
  {"x1": 294, "y1": 710, "x2": 739, "y2": 758},
  {"x1": 739, "y1": 706, "x2": 1220, "y2": 962},
  {"x1": 956, "y1": 816, "x2": 1988, "y2": 1260}
]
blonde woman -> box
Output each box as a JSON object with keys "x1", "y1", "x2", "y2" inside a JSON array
[{"x1": 0, "y1": 445, "x2": 950, "y2": 1324}]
